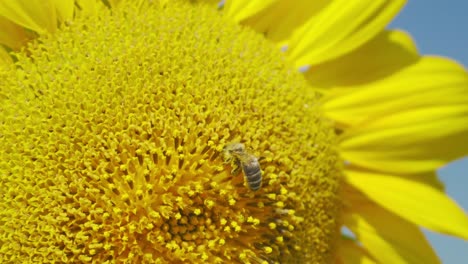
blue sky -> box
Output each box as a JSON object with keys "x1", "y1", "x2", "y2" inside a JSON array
[{"x1": 389, "y1": 1, "x2": 468, "y2": 263}]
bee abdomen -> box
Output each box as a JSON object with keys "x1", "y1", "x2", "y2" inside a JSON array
[{"x1": 243, "y1": 165, "x2": 262, "y2": 191}]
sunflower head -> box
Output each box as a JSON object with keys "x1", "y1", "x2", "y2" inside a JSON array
[{"x1": 0, "y1": 1, "x2": 341, "y2": 263}]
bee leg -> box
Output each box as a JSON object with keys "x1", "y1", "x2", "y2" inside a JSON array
[
  {"x1": 230, "y1": 160, "x2": 242, "y2": 176},
  {"x1": 224, "y1": 156, "x2": 233, "y2": 164},
  {"x1": 231, "y1": 166, "x2": 241, "y2": 176}
]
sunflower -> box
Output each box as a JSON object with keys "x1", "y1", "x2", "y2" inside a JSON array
[{"x1": 0, "y1": 0, "x2": 467, "y2": 263}]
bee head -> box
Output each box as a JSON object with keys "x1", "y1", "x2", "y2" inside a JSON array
[{"x1": 224, "y1": 142, "x2": 245, "y2": 154}]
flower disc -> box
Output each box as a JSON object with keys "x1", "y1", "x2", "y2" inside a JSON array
[{"x1": 0, "y1": 1, "x2": 341, "y2": 263}]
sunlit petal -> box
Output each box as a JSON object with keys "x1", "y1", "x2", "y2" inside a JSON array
[
  {"x1": 343, "y1": 185, "x2": 441, "y2": 264},
  {"x1": 322, "y1": 56, "x2": 468, "y2": 174},
  {"x1": 76, "y1": 0, "x2": 98, "y2": 15},
  {"x1": 241, "y1": 0, "x2": 328, "y2": 44},
  {"x1": 345, "y1": 169, "x2": 468, "y2": 239},
  {"x1": 339, "y1": 108, "x2": 468, "y2": 174},
  {"x1": 287, "y1": 0, "x2": 406, "y2": 67},
  {"x1": 336, "y1": 238, "x2": 378, "y2": 264},
  {"x1": 324, "y1": 57, "x2": 468, "y2": 126},
  {"x1": 0, "y1": 0, "x2": 57, "y2": 34},
  {"x1": 224, "y1": 0, "x2": 278, "y2": 22},
  {"x1": 193, "y1": 0, "x2": 220, "y2": 7},
  {"x1": 52, "y1": 0, "x2": 74, "y2": 22},
  {"x1": 0, "y1": 46, "x2": 13, "y2": 66},
  {"x1": 0, "y1": 16, "x2": 31, "y2": 50},
  {"x1": 107, "y1": 0, "x2": 122, "y2": 8},
  {"x1": 306, "y1": 30, "x2": 419, "y2": 89}
]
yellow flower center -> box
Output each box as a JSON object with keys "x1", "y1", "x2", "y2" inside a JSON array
[{"x1": 0, "y1": 1, "x2": 341, "y2": 263}]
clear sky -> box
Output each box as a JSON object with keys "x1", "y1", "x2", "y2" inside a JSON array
[{"x1": 388, "y1": 1, "x2": 468, "y2": 263}]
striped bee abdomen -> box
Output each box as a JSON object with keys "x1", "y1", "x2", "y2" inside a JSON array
[{"x1": 242, "y1": 158, "x2": 262, "y2": 191}]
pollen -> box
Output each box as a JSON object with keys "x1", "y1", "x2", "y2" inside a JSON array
[{"x1": 0, "y1": 1, "x2": 340, "y2": 263}]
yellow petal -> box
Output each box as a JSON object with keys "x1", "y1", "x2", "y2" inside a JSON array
[
  {"x1": 343, "y1": 185, "x2": 441, "y2": 264},
  {"x1": 345, "y1": 168, "x2": 468, "y2": 239},
  {"x1": 52, "y1": 0, "x2": 74, "y2": 22},
  {"x1": 325, "y1": 56, "x2": 468, "y2": 174},
  {"x1": 337, "y1": 239, "x2": 378, "y2": 264},
  {"x1": 287, "y1": 0, "x2": 406, "y2": 67},
  {"x1": 224, "y1": 0, "x2": 278, "y2": 22},
  {"x1": 306, "y1": 30, "x2": 418, "y2": 89},
  {"x1": 324, "y1": 57, "x2": 468, "y2": 126},
  {"x1": 339, "y1": 108, "x2": 468, "y2": 174},
  {"x1": 76, "y1": 0, "x2": 98, "y2": 16},
  {"x1": 192, "y1": 0, "x2": 220, "y2": 6},
  {"x1": 107, "y1": 0, "x2": 122, "y2": 8},
  {"x1": 0, "y1": 0, "x2": 57, "y2": 34},
  {"x1": 241, "y1": 0, "x2": 329, "y2": 44},
  {"x1": 0, "y1": 46, "x2": 13, "y2": 66},
  {"x1": 0, "y1": 16, "x2": 30, "y2": 50}
]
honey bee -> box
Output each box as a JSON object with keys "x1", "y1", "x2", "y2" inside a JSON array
[{"x1": 223, "y1": 143, "x2": 262, "y2": 191}]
